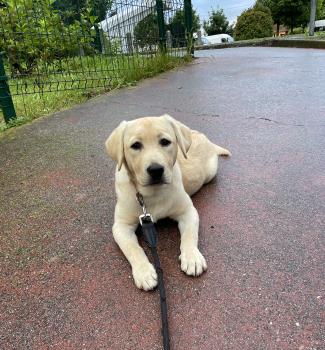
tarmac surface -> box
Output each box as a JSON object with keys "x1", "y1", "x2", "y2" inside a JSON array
[{"x1": 0, "y1": 47, "x2": 324, "y2": 350}]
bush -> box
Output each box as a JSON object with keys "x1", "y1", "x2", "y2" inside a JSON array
[
  {"x1": 292, "y1": 27, "x2": 305, "y2": 34},
  {"x1": 0, "y1": 0, "x2": 96, "y2": 76},
  {"x1": 234, "y1": 8, "x2": 273, "y2": 41}
]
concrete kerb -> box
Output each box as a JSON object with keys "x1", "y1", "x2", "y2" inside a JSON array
[{"x1": 195, "y1": 38, "x2": 325, "y2": 51}]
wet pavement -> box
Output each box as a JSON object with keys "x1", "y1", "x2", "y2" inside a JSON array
[{"x1": 0, "y1": 47, "x2": 324, "y2": 350}]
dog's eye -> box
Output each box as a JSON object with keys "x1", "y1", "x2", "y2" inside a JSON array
[
  {"x1": 131, "y1": 142, "x2": 142, "y2": 150},
  {"x1": 160, "y1": 138, "x2": 171, "y2": 147}
]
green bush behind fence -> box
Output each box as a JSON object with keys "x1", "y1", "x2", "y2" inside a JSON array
[{"x1": 0, "y1": 0, "x2": 194, "y2": 124}]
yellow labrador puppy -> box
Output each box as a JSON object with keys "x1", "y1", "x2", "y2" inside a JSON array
[{"x1": 105, "y1": 114, "x2": 230, "y2": 291}]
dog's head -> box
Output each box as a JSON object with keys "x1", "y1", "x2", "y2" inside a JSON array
[{"x1": 105, "y1": 115, "x2": 192, "y2": 187}]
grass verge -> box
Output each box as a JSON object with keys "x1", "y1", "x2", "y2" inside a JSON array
[{"x1": 0, "y1": 53, "x2": 189, "y2": 132}]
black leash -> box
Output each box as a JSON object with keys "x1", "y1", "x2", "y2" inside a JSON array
[{"x1": 137, "y1": 193, "x2": 170, "y2": 350}]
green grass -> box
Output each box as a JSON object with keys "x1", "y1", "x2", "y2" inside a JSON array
[{"x1": 0, "y1": 53, "x2": 189, "y2": 132}]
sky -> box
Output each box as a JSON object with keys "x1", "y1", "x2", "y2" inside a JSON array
[{"x1": 192, "y1": 0, "x2": 255, "y2": 24}]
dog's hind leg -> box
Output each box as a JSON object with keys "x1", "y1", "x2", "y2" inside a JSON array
[
  {"x1": 204, "y1": 155, "x2": 219, "y2": 184},
  {"x1": 204, "y1": 145, "x2": 230, "y2": 184}
]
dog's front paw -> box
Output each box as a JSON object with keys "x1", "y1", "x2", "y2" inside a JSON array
[
  {"x1": 180, "y1": 248, "x2": 207, "y2": 276},
  {"x1": 132, "y1": 262, "x2": 158, "y2": 291}
]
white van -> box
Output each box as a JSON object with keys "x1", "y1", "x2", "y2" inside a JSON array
[{"x1": 202, "y1": 34, "x2": 234, "y2": 45}]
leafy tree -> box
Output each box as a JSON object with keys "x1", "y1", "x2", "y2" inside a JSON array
[
  {"x1": 0, "y1": 0, "x2": 96, "y2": 76},
  {"x1": 52, "y1": 0, "x2": 112, "y2": 24},
  {"x1": 234, "y1": 7, "x2": 273, "y2": 40},
  {"x1": 167, "y1": 8, "x2": 200, "y2": 46},
  {"x1": 203, "y1": 8, "x2": 231, "y2": 35},
  {"x1": 134, "y1": 13, "x2": 159, "y2": 51},
  {"x1": 316, "y1": 0, "x2": 324, "y2": 19},
  {"x1": 255, "y1": 0, "x2": 282, "y2": 34},
  {"x1": 256, "y1": 0, "x2": 324, "y2": 33},
  {"x1": 254, "y1": 2, "x2": 272, "y2": 15},
  {"x1": 277, "y1": 0, "x2": 310, "y2": 33}
]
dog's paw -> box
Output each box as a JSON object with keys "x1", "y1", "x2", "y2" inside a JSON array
[
  {"x1": 132, "y1": 262, "x2": 158, "y2": 291},
  {"x1": 179, "y1": 248, "x2": 207, "y2": 276}
]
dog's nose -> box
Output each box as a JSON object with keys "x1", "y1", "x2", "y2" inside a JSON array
[{"x1": 147, "y1": 163, "x2": 164, "y2": 180}]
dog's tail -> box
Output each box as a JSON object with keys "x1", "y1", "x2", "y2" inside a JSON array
[{"x1": 215, "y1": 145, "x2": 231, "y2": 157}]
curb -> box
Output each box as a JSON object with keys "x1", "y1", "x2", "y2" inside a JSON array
[{"x1": 195, "y1": 38, "x2": 325, "y2": 51}]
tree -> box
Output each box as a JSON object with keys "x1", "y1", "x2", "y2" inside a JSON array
[
  {"x1": 52, "y1": 0, "x2": 112, "y2": 24},
  {"x1": 254, "y1": 2, "x2": 272, "y2": 15},
  {"x1": 134, "y1": 13, "x2": 159, "y2": 51},
  {"x1": 317, "y1": 0, "x2": 324, "y2": 19},
  {"x1": 167, "y1": 8, "x2": 200, "y2": 47},
  {"x1": 317, "y1": 0, "x2": 325, "y2": 19},
  {"x1": 316, "y1": 0, "x2": 325, "y2": 19},
  {"x1": 203, "y1": 9, "x2": 230, "y2": 35},
  {"x1": 256, "y1": 0, "x2": 324, "y2": 33},
  {"x1": 52, "y1": 0, "x2": 112, "y2": 52},
  {"x1": 277, "y1": 0, "x2": 310, "y2": 33},
  {"x1": 234, "y1": 7, "x2": 273, "y2": 40},
  {"x1": 255, "y1": 0, "x2": 283, "y2": 35}
]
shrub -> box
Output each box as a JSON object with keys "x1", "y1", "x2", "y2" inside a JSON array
[
  {"x1": 0, "y1": 0, "x2": 96, "y2": 76},
  {"x1": 292, "y1": 27, "x2": 305, "y2": 34},
  {"x1": 234, "y1": 8, "x2": 273, "y2": 41}
]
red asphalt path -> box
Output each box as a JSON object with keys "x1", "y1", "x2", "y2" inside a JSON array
[{"x1": 0, "y1": 47, "x2": 324, "y2": 349}]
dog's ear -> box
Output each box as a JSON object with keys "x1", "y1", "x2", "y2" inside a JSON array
[
  {"x1": 163, "y1": 114, "x2": 192, "y2": 158},
  {"x1": 105, "y1": 121, "x2": 127, "y2": 171}
]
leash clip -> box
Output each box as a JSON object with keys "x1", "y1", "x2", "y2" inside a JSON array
[
  {"x1": 136, "y1": 192, "x2": 154, "y2": 226},
  {"x1": 139, "y1": 213, "x2": 154, "y2": 226}
]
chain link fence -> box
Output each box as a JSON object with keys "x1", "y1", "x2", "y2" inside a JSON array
[{"x1": 0, "y1": 0, "x2": 193, "y2": 124}]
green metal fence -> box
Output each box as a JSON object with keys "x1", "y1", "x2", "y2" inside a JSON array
[{"x1": 0, "y1": 0, "x2": 194, "y2": 123}]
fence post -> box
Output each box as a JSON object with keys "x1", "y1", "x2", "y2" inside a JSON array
[
  {"x1": 94, "y1": 24, "x2": 103, "y2": 53},
  {"x1": 0, "y1": 52, "x2": 16, "y2": 123},
  {"x1": 155, "y1": 0, "x2": 166, "y2": 53},
  {"x1": 184, "y1": 0, "x2": 194, "y2": 56}
]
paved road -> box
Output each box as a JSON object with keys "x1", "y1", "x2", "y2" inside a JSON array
[{"x1": 1, "y1": 47, "x2": 324, "y2": 350}]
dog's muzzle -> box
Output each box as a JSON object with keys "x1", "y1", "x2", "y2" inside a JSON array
[{"x1": 147, "y1": 163, "x2": 165, "y2": 185}]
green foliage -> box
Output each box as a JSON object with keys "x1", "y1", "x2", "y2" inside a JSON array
[
  {"x1": 167, "y1": 8, "x2": 200, "y2": 46},
  {"x1": 255, "y1": 0, "x2": 325, "y2": 30},
  {"x1": 317, "y1": 0, "x2": 325, "y2": 19},
  {"x1": 234, "y1": 7, "x2": 273, "y2": 40},
  {"x1": 133, "y1": 13, "x2": 159, "y2": 51},
  {"x1": 203, "y1": 8, "x2": 231, "y2": 35},
  {"x1": 52, "y1": 0, "x2": 112, "y2": 24},
  {"x1": 0, "y1": 0, "x2": 96, "y2": 76},
  {"x1": 101, "y1": 35, "x2": 122, "y2": 55},
  {"x1": 227, "y1": 23, "x2": 235, "y2": 36},
  {"x1": 255, "y1": 0, "x2": 282, "y2": 25},
  {"x1": 134, "y1": 9, "x2": 200, "y2": 51},
  {"x1": 256, "y1": 0, "x2": 312, "y2": 31},
  {"x1": 254, "y1": 2, "x2": 272, "y2": 16},
  {"x1": 0, "y1": 54, "x2": 185, "y2": 131},
  {"x1": 278, "y1": 0, "x2": 310, "y2": 31},
  {"x1": 292, "y1": 26, "x2": 305, "y2": 34}
]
